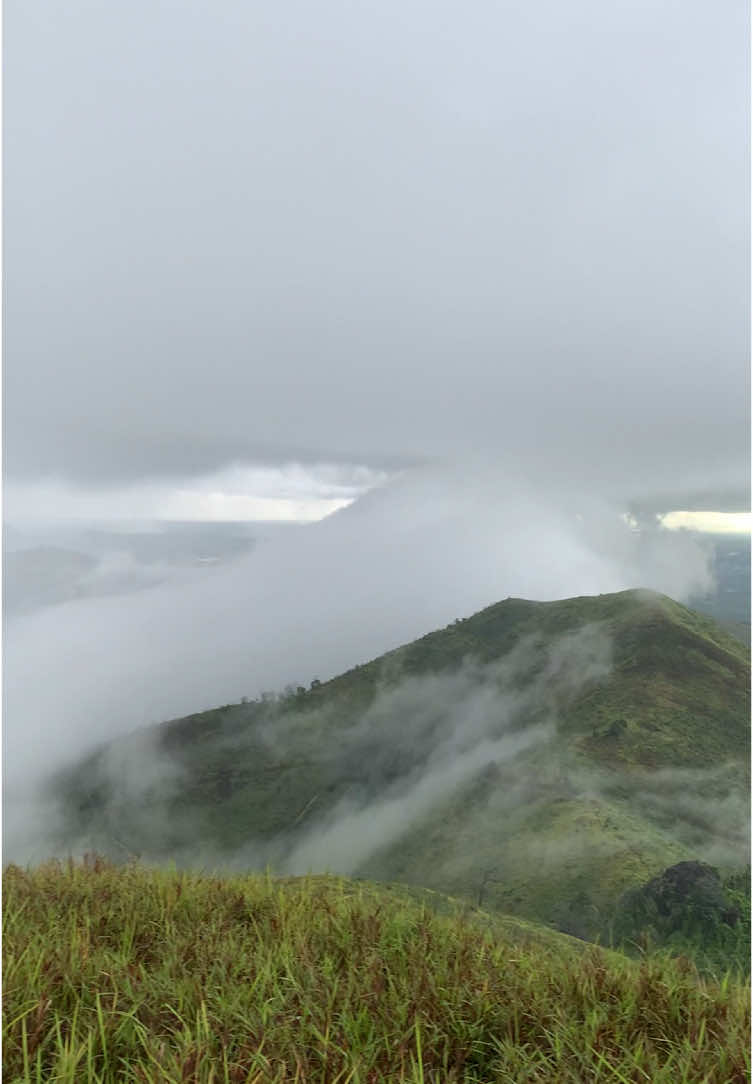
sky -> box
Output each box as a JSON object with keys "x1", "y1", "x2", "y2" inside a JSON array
[
  {"x1": 659, "y1": 511, "x2": 751, "y2": 534},
  {"x1": 2, "y1": 1, "x2": 750, "y2": 859},
  {"x1": 4, "y1": 0, "x2": 750, "y2": 514},
  {"x1": 3, "y1": 462, "x2": 388, "y2": 523}
]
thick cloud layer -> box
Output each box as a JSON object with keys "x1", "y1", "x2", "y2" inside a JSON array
[{"x1": 5, "y1": 0, "x2": 749, "y2": 498}]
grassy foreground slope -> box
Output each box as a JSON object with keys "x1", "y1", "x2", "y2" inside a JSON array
[
  {"x1": 3, "y1": 859, "x2": 750, "y2": 1084},
  {"x1": 56, "y1": 590, "x2": 749, "y2": 949}
]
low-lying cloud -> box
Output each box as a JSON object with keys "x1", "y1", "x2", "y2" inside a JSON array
[
  {"x1": 278, "y1": 624, "x2": 612, "y2": 875},
  {"x1": 16, "y1": 620, "x2": 613, "y2": 871},
  {"x1": 3, "y1": 468, "x2": 716, "y2": 830}
]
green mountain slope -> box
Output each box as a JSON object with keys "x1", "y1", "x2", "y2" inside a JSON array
[{"x1": 53, "y1": 589, "x2": 750, "y2": 953}]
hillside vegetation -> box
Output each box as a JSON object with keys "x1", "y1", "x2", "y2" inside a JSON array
[
  {"x1": 54, "y1": 590, "x2": 749, "y2": 961},
  {"x1": 3, "y1": 859, "x2": 749, "y2": 1083}
]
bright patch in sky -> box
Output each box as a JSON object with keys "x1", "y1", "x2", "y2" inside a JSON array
[
  {"x1": 4, "y1": 463, "x2": 388, "y2": 524},
  {"x1": 659, "y1": 510, "x2": 751, "y2": 534},
  {"x1": 160, "y1": 491, "x2": 353, "y2": 522}
]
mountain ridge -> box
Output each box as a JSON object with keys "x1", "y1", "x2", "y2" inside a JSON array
[{"x1": 53, "y1": 588, "x2": 749, "y2": 956}]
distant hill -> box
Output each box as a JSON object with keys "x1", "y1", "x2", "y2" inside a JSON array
[
  {"x1": 54, "y1": 589, "x2": 749, "y2": 956},
  {"x1": 3, "y1": 546, "x2": 97, "y2": 615},
  {"x1": 689, "y1": 534, "x2": 750, "y2": 628},
  {"x1": 3, "y1": 524, "x2": 258, "y2": 616},
  {"x1": 714, "y1": 618, "x2": 751, "y2": 647}
]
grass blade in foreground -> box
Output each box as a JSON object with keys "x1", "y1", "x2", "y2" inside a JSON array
[{"x1": 3, "y1": 859, "x2": 749, "y2": 1082}]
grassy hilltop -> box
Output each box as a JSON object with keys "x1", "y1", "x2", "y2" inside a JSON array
[
  {"x1": 2, "y1": 859, "x2": 749, "y2": 1083},
  {"x1": 55, "y1": 589, "x2": 749, "y2": 962}
]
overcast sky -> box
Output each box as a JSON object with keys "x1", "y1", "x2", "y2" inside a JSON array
[{"x1": 4, "y1": 0, "x2": 750, "y2": 512}]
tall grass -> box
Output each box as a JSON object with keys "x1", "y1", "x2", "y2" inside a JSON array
[{"x1": 3, "y1": 857, "x2": 750, "y2": 1082}]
